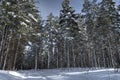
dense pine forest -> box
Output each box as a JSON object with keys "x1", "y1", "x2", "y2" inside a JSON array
[{"x1": 0, "y1": 0, "x2": 120, "y2": 70}]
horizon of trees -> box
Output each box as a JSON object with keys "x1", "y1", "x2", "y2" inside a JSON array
[{"x1": 0, "y1": 0, "x2": 120, "y2": 70}]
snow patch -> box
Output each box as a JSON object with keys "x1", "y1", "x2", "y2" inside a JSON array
[
  {"x1": 64, "y1": 68, "x2": 114, "y2": 75},
  {"x1": 13, "y1": 15, "x2": 17, "y2": 18},
  {"x1": 26, "y1": 19, "x2": 30, "y2": 23},
  {"x1": 8, "y1": 71, "x2": 26, "y2": 79},
  {"x1": 47, "y1": 75, "x2": 65, "y2": 80},
  {"x1": 0, "y1": 70, "x2": 8, "y2": 74},
  {"x1": 28, "y1": 13, "x2": 38, "y2": 22},
  {"x1": 6, "y1": 2, "x2": 10, "y2": 5},
  {"x1": 20, "y1": 22, "x2": 27, "y2": 26},
  {"x1": 27, "y1": 76, "x2": 46, "y2": 79},
  {"x1": 8, "y1": 71, "x2": 46, "y2": 79},
  {"x1": 8, "y1": 12, "x2": 14, "y2": 15}
]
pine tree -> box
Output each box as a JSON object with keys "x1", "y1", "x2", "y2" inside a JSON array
[
  {"x1": 19, "y1": 0, "x2": 41, "y2": 70},
  {"x1": 40, "y1": 13, "x2": 59, "y2": 69},
  {"x1": 113, "y1": 3, "x2": 120, "y2": 68},
  {"x1": 0, "y1": 0, "x2": 41, "y2": 70},
  {"x1": 82, "y1": 0, "x2": 99, "y2": 67},
  {"x1": 96, "y1": 0, "x2": 118, "y2": 67},
  {"x1": 59, "y1": 0, "x2": 80, "y2": 68}
]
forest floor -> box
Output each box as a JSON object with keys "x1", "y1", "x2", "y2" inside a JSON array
[{"x1": 0, "y1": 68, "x2": 120, "y2": 80}]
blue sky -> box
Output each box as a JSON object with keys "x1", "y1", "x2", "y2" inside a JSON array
[{"x1": 37, "y1": 0, "x2": 120, "y2": 19}]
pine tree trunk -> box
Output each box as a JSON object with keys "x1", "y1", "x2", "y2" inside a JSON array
[
  {"x1": 2, "y1": 30, "x2": 12, "y2": 70},
  {"x1": 108, "y1": 35, "x2": 114, "y2": 67},
  {"x1": 72, "y1": 41, "x2": 76, "y2": 67},
  {"x1": 47, "y1": 51, "x2": 50, "y2": 69},
  {"x1": 0, "y1": 27, "x2": 8, "y2": 69},
  {"x1": 67, "y1": 40, "x2": 70, "y2": 68},
  {"x1": 56, "y1": 47, "x2": 59, "y2": 68},
  {"x1": 35, "y1": 48, "x2": 38, "y2": 70},
  {"x1": 13, "y1": 34, "x2": 21, "y2": 70}
]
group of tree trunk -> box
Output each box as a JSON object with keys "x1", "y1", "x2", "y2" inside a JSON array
[{"x1": 0, "y1": 0, "x2": 120, "y2": 70}]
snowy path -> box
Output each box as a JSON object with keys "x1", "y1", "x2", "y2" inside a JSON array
[{"x1": 0, "y1": 68, "x2": 120, "y2": 80}]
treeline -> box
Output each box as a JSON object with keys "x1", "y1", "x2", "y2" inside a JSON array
[{"x1": 0, "y1": 0, "x2": 120, "y2": 70}]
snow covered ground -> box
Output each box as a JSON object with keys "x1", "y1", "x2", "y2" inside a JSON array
[{"x1": 0, "y1": 68, "x2": 120, "y2": 80}]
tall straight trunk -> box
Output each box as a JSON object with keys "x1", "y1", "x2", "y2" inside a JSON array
[
  {"x1": 60, "y1": 39, "x2": 65, "y2": 68},
  {"x1": 2, "y1": 51, "x2": 8, "y2": 70},
  {"x1": 59, "y1": 42, "x2": 62, "y2": 68},
  {"x1": 2, "y1": 30, "x2": 12, "y2": 70},
  {"x1": 35, "y1": 48, "x2": 38, "y2": 70},
  {"x1": 80, "y1": 52, "x2": 83, "y2": 67},
  {"x1": 72, "y1": 41, "x2": 76, "y2": 67},
  {"x1": 93, "y1": 48, "x2": 97, "y2": 67},
  {"x1": 2, "y1": 39, "x2": 10, "y2": 70},
  {"x1": 0, "y1": 27, "x2": 6, "y2": 56},
  {"x1": 67, "y1": 40, "x2": 70, "y2": 68},
  {"x1": 101, "y1": 38, "x2": 106, "y2": 67},
  {"x1": 59, "y1": 39, "x2": 64, "y2": 68},
  {"x1": 63, "y1": 39, "x2": 66, "y2": 68},
  {"x1": 13, "y1": 34, "x2": 21, "y2": 70},
  {"x1": 102, "y1": 48, "x2": 106, "y2": 67},
  {"x1": 56, "y1": 47, "x2": 59, "y2": 68},
  {"x1": 108, "y1": 35, "x2": 114, "y2": 67},
  {"x1": 88, "y1": 47, "x2": 92, "y2": 67},
  {"x1": 91, "y1": 49, "x2": 94, "y2": 67},
  {"x1": 47, "y1": 51, "x2": 50, "y2": 69},
  {"x1": 0, "y1": 27, "x2": 8, "y2": 68},
  {"x1": 40, "y1": 51, "x2": 44, "y2": 69}
]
